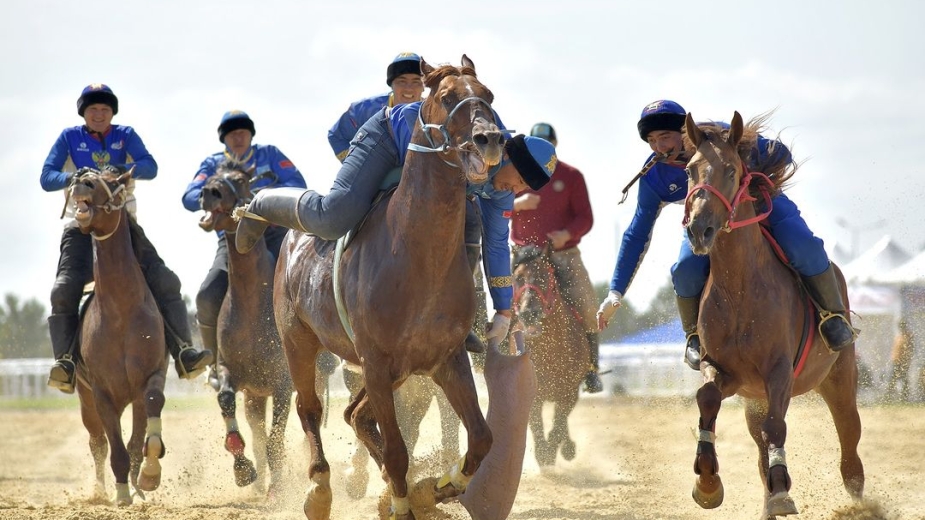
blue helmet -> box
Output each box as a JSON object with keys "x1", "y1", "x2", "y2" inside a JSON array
[
  {"x1": 637, "y1": 100, "x2": 686, "y2": 141},
  {"x1": 386, "y1": 52, "x2": 422, "y2": 86},
  {"x1": 77, "y1": 84, "x2": 118, "y2": 116},
  {"x1": 506, "y1": 135, "x2": 557, "y2": 191},
  {"x1": 217, "y1": 110, "x2": 256, "y2": 143}
]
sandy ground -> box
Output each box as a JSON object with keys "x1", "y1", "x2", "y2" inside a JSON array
[{"x1": 0, "y1": 386, "x2": 922, "y2": 520}]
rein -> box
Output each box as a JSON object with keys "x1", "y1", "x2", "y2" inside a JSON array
[
  {"x1": 682, "y1": 161, "x2": 774, "y2": 231},
  {"x1": 513, "y1": 262, "x2": 559, "y2": 317},
  {"x1": 407, "y1": 95, "x2": 501, "y2": 168}
]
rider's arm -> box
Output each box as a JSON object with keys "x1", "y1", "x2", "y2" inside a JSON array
[
  {"x1": 564, "y1": 166, "x2": 593, "y2": 241},
  {"x1": 263, "y1": 145, "x2": 307, "y2": 189},
  {"x1": 609, "y1": 178, "x2": 665, "y2": 295},
  {"x1": 480, "y1": 191, "x2": 516, "y2": 311},
  {"x1": 121, "y1": 127, "x2": 157, "y2": 180},
  {"x1": 40, "y1": 130, "x2": 74, "y2": 192}
]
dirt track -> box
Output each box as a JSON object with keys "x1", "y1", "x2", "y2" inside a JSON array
[{"x1": 0, "y1": 390, "x2": 922, "y2": 519}]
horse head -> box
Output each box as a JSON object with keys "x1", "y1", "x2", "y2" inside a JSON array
[
  {"x1": 418, "y1": 54, "x2": 504, "y2": 185},
  {"x1": 513, "y1": 243, "x2": 556, "y2": 336},
  {"x1": 69, "y1": 165, "x2": 133, "y2": 239},
  {"x1": 199, "y1": 161, "x2": 255, "y2": 233}
]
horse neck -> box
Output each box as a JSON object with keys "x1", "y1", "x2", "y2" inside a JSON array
[
  {"x1": 224, "y1": 233, "x2": 274, "y2": 292},
  {"x1": 708, "y1": 205, "x2": 770, "y2": 291},
  {"x1": 390, "y1": 135, "x2": 467, "y2": 256},
  {"x1": 91, "y1": 211, "x2": 147, "y2": 301}
]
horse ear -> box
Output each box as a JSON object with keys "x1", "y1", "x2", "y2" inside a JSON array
[
  {"x1": 118, "y1": 166, "x2": 135, "y2": 185},
  {"x1": 461, "y1": 54, "x2": 475, "y2": 71},
  {"x1": 245, "y1": 165, "x2": 257, "y2": 180},
  {"x1": 421, "y1": 57, "x2": 434, "y2": 76},
  {"x1": 685, "y1": 112, "x2": 704, "y2": 147},
  {"x1": 728, "y1": 111, "x2": 744, "y2": 147}
]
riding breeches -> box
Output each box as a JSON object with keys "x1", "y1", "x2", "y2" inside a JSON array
[
  {"x1": 50, "y1": 218, "x2": 184, "y2": 315},
  {"x1": 195, "y1": 225, "x2": 288, "y2": 328},
  {"x1": 670, "y1": 193, "x2": 830, "y2": 298},
  {"x1": 548, "y1": 248, "x2": 599, "y2": 332},
  {"x1": 295, "y1": 108, "x2": 400, "y2": 241}
]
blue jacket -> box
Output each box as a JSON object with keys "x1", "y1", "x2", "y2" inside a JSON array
[
  {"x1": 41, "y1": 125, "x2": 157, "y2": 192},
  {"x1": 183, "y1": 144, "x2": 307, "y2": 213},
  {"x1": 328, "y1": 93, "x2": 396, "y2": 162},
  {"x1": 391, "y1": 102, "x2": 514, "y2": 311},
  {"x1": 610, "y1": 129, "x2": 792, "y2": 295}
]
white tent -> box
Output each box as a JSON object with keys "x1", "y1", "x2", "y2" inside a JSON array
[
  {"x1": 872, "y1": 249, "x2": 925, "y2": 285},
  {"x1": 841, "y1": 236, "x2": 911, "y2": 284}
]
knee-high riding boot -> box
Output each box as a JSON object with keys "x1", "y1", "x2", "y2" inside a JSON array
[
  {"x1": 199, "y1": 323, "x2": 220, "y2": 390},
  {"x1": 677, "y1": 294, "x2": 703, "y2": 370},
  {"x1": 583, "y1": 332, "x2": 603, "y2": 393},
  {"x1": 235, "y1": 188, "x2": 308, "y2": 254},
  {"x1": 803, "y1": 263, "x2": 858, "y2": 352},
  {"x1": 47, "y1": 313, "x2": 79, "y2": 394},
  {"x1": 162, "y1": 300, "x2": 213, "y2": 379}
]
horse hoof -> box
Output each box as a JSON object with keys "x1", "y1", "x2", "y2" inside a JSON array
[
  {"x1": 767, "y1": 491, "x2": 799, "y2": 516},
  {"x1": 345, "y1": 466, "x2": 369, "y2": 499},
  {"x1": 233, "y1": 455, "x2": 258, "y2": 487},
  {"x1": 304, "y1": 481, "x2": 333, "y2": 520},
  {"x1": 692, "y1": 475, "x2": 724, "y2": 509},
  {"x1": 432, "y1": 481, "x2": 463, "y2": 504},
  {"x1": 114, "y1": 483, "x2": 132, "y2": 507},
  {"x1": 561, "y1": 439, "x2": 577, "y2": 461}
]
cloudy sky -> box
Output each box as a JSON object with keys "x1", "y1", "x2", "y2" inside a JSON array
[{"x1": 3, "y1": 0, "x2": 922, "y2": 315}]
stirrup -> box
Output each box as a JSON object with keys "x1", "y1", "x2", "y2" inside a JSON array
[
  {"x1": 817, "y1": 313, "x2": 858, "y2": 353},
  {"x1": 48, "y1": 356, "x2": 76, "y2": 394},
  {"x1": 175, "y1": 346, "x2": 213, "y2": 380}
]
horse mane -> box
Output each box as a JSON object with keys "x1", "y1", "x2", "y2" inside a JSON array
[
  {"x1": 216, "y1": 158, "x2": 249, "y2": 176},
  {"x1": 684, "y1": 111, "x2": 797, "y2": 197},
  {"x1": 423, "y1": 64, "x2": 494, "y2": 103}
]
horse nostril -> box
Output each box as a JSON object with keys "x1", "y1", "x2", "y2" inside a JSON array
[
  {"x1": 703, "y1": 226, "x2": 715, "y2": 242},
  {"x1": 473, "y1": 133, "x2": 488, "y2": 146}
]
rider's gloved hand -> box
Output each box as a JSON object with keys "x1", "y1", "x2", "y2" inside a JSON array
[
  {"x1": 486, "y1": 311, "x2": 512, "y2": 343},
  {"x1": 596, "y1": 290, "x2": 623, "y2": 331}
]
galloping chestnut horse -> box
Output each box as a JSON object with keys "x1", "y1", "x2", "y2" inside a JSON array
[
  {"x1": 683, "y1": 112, "x2": 864, "y2": 518},
  {"x1": 198, "y1": 162, "x2": 292, "y2": 496},
  {"x1": 512, "y1": 244, "x2": 587, "y2": 467},
  {"x1": 68, "y1": 167, "x2": 167, "y2": 505},
  {"x1": 272, "y1": 56, "x2": 500, "y2": 519}
]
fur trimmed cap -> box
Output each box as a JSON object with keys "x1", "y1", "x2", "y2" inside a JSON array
[
  {"x1": 217, "y1": 110, "x2": 256, "y2": 143},
  {"x1": 386, "y1": 52, "x2": 422, "y2": 86},
  {"x1": 529, "y1": 122, "x2": 558, "y2": 147},
  {"x1": 506, "y1": 135, "x2": 557, "y2": 191},
  {"x1": 77, "y1": 84, "x2": 118, "y2": 117},
  {"x1": 637, "y1": 99, "x2": 686, "y2": 141}
]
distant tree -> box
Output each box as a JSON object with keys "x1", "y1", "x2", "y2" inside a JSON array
[{"x1": 0, "y1": 293, "x2": 50, "y2": 359}]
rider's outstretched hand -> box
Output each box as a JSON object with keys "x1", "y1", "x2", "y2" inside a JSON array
[
  {"x1": 596, "y1": 290, "x2": 623, "y2": 331},
  {"x1": 486, "y1": 312, "x2": 512, "y2": 343}
]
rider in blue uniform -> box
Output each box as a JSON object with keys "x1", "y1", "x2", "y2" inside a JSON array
[
  {"x1": 183, "y1": 110, "x2": 307, "y2": 387},
  {"x1": 235, "y1": 101, "x2": 557, "y2": 347},
  {"x1": 597, "y1": 100, "x2": 855, "y2": 369},
  {"x1": 327, "y1": 53, "x2": 425, "y2": 162},
  {"x1": 41, "y1": 84, "x2": 213, "y2": 393}
]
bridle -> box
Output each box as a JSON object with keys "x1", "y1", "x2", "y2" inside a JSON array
[
  {"x1": 407, "y1": 94, "x2": 498, "y2": 168},
  {"x1": 64, "y1": 170, "x2": 128, "y2": 241},
  {"x1": 513, "y1": 258, "x2": 559, "y2": 319},
  {"x1": 682, "y1": 160, "x2": 775, "y2": 232}
]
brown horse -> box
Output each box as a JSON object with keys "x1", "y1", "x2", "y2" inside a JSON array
[
  {"x1": 198, "y1": 162, "x2": 292, "y2": 497},
  {"x1": 69, "y1": 167, "x2": 167, "y2": 505},
  {"x1": 512, "y1": 244, "x2": 587, "y2": 467},
  {"x1": 682, "y1": 112, "x2": 864, "y2": 518},
  {"x1": 271, "y1": 55, "x2": 500, "y2": 519}
]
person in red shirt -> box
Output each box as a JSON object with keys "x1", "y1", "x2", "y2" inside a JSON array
[{"x1": 511, "y1": 122, "x2": 601, "y2": 393}]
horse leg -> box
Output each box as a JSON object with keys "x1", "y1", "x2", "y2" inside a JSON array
[
  {"x1": 93, "y1": 390, "x2": 132, "y2": 506},
  {"x1": 744, "y1": 398, "x2": 777, "y2": 519},
  {"x1": 431, "y1": 348, "x2": 491, "y2": 503},
  {"x1": 762, "y1": 361, "x2": 798, "y2": 517},
  {"x1": 138, "y1": 372, "x2": 166, "y2": 493},
  {"x1": 394, "y1": 377, "x2": 427, "y2": 456},
  {"x1": 244, "y1": 394, "x2": 269, "y2": 493},
  {"x1": 435, "y1": 387, "x2": 460, "y2": 462},
  {"x1": 283, "y1": 333, "x2": 331, "y2": 520},
  {"x1": 361, "y1": 365, "x2": 413, "y2": 519},
  {"x1": 528, "y1": 401, "x2": 552, "y2": 467},
  {"x1": 553, "y1": 395, "x2": 579, "y2": 462},
  {"x1": 77, "y1": 385, "x2": 108, "y2": 499},
  {"x1": 266, "y1": 383, "x2": 292, "y2": 501},
  {"x1": 218, "y1": 375, "x2": 257, "y2": 487},
  {"x1": 342, "y1": 367, "x2": 371, "y2": 498},
  {"x1": 816, "y1": 348, "x2": 864, "y2": 500},
  {"x1": 692, "y1": 365, "x2": 724, "y2": 509}
]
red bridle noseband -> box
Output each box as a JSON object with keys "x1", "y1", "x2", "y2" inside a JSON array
[{"x1": 682, "y1": 161, "x2": 775, "y2": 231}]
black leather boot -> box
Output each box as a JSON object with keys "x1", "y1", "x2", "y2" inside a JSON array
[
  {"x1": 803, "y1": 263, "x2": 858, "y2": 352},
  {"x1": 47, "y1": 314, "x2": 79, "y2": 394},
  {"x1": 199, "y1": 323, "x2": 220, "y2": 390},
  {"x1": 583, "y1": 332, "x2": 604, "y2": 393},
  {"x1": 677, "y1": 294, "x2": 703, "y2": 370},
  {"x1": 162, "y1": 300, "x2": 213, "y2": 379},
  {"x1": 235, "y1": 187, "x2": 308, "y2": 254}
]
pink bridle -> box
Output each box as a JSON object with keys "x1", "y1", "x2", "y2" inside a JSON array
[{"x1": 682, "y1": 161, "x2": 775, "y2": 231}]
